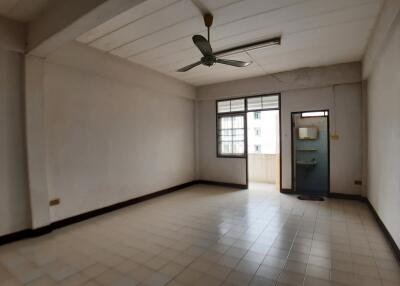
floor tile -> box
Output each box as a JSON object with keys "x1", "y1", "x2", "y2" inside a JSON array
[
  {"x1": 25, "y1": 276, "x2": 56, "y2": 286},
  {"x1": 82, "y1": 264, "x2": 108, "y2": 279},
  {"x1": 278, "y1": 270, "x2": 305, "y2": 286},
  {"x1": 224, "y1": 270, "x2": 253, "y2": 285},
  {"x1": 249, "y1": 275, "x2": 276, "y2": 286},
  {"x1": 256, "y1": 264, "x2": 282, "y2": 280},
  {"x1": 159, "y1": 262, "x2": 185, "y2": 278},
  {"x1": 306, "y1": 264, "x2": 330, "y2": 280},
  {"x1": 142, "y1": 272, "x2": 172, "y2": 286}
]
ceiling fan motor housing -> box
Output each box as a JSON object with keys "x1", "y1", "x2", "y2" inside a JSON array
[
  {"x1": 201, "y1": 56, "x2": 216, "y2": 67},
  {"x1": 204, "y1": 14, "x2": 213, "y2": 27}
]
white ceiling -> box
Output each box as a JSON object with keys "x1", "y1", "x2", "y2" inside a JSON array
[
  {"x1": 0, "y1": 0, "x2": 53, "y2": 22},
  {"x1": 77, "y1": 0, "x2": 383, "y2": 86}
]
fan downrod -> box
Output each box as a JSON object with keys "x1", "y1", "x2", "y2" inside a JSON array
[{"x1": 204, "y1": 14, "x2": 213, "y2": 42}]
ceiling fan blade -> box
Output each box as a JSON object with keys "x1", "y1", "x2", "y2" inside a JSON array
[
  {"x1": 216, "y1": 59, "x2": 251, "y2": 67},
  {"x1": 177, "y1": 61, "x2": 202, "y2": 72},
  {"x1": 193, "y1": 35, "x2": 212, "y2": 56}
]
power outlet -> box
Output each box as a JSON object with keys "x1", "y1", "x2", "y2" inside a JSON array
[
  {"x1": 354, "y1": 180, "x2": 362, "y2": 185},
  {"x1": 331, "y1": 133, "x2": 339, "y2": 140}
]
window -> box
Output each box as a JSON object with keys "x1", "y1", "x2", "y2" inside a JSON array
[
  {"x1": 217, "y1": 95, "x2": 278, "y2": 114},
  {"x1": 247, "y1": 95, "x2": 279, "y2": 111},
  {"x1": 217, "y1": 99, "x2": 245, "y2": 113},
  {"x1": 254, "y1": 112, "x2": 261, "y2": 119},
  {"x1": 301, "y1": 111, "x2": 328, "y2": 117},
  {"x1": 217, "y1": 115, "x2": 245, "y2": 157},
  {"x1": 255, "y1": 128, "x2": 261, "y2": 136},
  {"x1": 254, "y1": 145, "x2": 261, "y2": 153}
]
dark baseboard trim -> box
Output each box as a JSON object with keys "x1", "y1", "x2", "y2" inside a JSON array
[
  {"x1": 280, "y1": 190, "x2": 365, "y2": 200},
  {"x1": 365, "y1": 199, "x2": 400, "y2": 263},
  {"x1": 0, "y1": 229, "x2": 32, "y2": 246},
  {"x1": 50, "y1": 181, "x2": 197, "y2": 231},
  {"x1": 328, "y1": 192, "x2": 366, "y2": 201},
  {"x1": 0, "y1": 180, "x2": 197, "y2": 246},
  {"x1": 1, "y1": 180, "x2": 247, "y2": 246},
  {"x1": 197, "y1": 180, "x2": 247, "y2": 189}
]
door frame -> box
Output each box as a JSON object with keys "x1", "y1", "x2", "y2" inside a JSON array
[
  {"x1": 245, "y1": 94, "x2": 282, "y2": 189},
  {"x1": 290, "y1": 110, "x2": 330, "y2": 195},
  {"x1": 215, "y1": 93, "x2": 281, "y2": 190}
]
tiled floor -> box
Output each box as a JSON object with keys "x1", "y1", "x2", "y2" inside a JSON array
[{"x1": 0, "y1": 183, "x2": 399, "y2": 286}]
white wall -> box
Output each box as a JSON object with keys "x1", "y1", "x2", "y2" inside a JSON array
[
  {"x1": 26, "y1": 43, "x2": 196, "y2": 223},
  {"x1": 0, "y1": 17, "x2": 31, "y2": 236},
  {"x1": 25, "y1": 56, "x2": 51, "y2": 229},
  {"x1": 197, "y1": 63, "x2": 363, "y2": 194},
  {"x1": 282, "y1": 84, "x2": 362, "y2": 194},
  {"x1": 363, "y1": 1, "x2": 400, "y2": 247},
  {"x1": 197, "y1": 99, "x2": 247, "y2": 185}
]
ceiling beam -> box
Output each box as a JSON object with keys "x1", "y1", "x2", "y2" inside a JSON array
[
  {"x1": 0, "y1": 15, "x2": 25, "y2": 53},
  {"x1": 27, "y1": 0, "x2": 146, "y2": 58},
  {"x1": 363, "y1": 0, "x2": 400, "y2": 79}
]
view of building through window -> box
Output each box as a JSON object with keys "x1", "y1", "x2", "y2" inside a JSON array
[
  {"x1": 247, "y1": 109, "x2": 280, "y2": 186},
  {"x1": 247, "y1": 110, "x2": 279, "y2": 154},
  {"x1": 218, "y1": 115, "x2": 245, "y2": 156}
]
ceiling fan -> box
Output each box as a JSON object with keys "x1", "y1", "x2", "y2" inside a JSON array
[{"x1": 177, "y1": 14, "x2": 252, "y2": 72}]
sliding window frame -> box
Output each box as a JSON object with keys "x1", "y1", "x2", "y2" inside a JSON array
[{"x1": 216, "y1": 112, "x2": 247, "y2": 158}]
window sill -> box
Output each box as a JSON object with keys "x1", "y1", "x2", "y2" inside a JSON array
[{"x1": 217, "y1": 155, "x2": 246, "y2": 159}]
